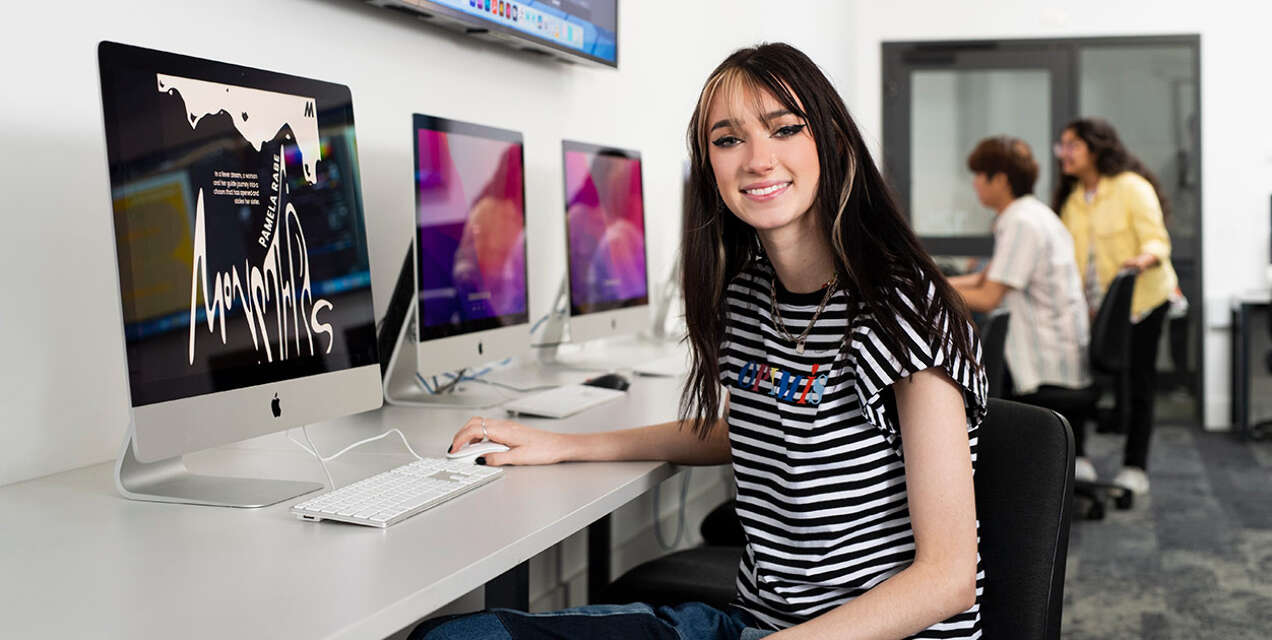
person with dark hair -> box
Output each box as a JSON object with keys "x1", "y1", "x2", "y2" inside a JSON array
[
  {"x1": 1053, "y1": 117, "x2": 1178, "y2": 497},
  {"x1": 951, "y1": 136, "x2": 1093, "y2": 480},
  {"x1": 415, "y1": 42, "x2": 987, "y2": 640}
]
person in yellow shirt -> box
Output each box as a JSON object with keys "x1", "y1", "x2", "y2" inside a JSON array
[{"x1": 1052, "y1": 117, "x2": 1178, "y2": 498}]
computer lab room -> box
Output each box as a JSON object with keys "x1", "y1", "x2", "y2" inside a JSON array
[{"x1": 3, "y1": 1, "x2": 1272, "y2": 639}]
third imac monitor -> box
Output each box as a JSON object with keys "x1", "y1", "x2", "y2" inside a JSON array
[
  {"x1": 561, "y1": 140, "x2": 650, "y2": 343},
  {"x1": 413, "y1": 115, "x2": 530, "y2": 375}
]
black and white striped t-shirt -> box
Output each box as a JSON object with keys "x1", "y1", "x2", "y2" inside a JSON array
[{"x1": 720, "y1": 258, "x2": 988, "y2": 638}]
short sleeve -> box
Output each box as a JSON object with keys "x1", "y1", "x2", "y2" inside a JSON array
[
  {"x1": 848, "y1": 282, "x2": 989, "y2": 446},
  {"x1": 986, "y1": 211, "x2": 1040, "y2": 290}
]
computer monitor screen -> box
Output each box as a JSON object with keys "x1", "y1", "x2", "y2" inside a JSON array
[
  {"x1": 562, "y1": 140, "x2": 648, "y2": 317},
  {"x1": 99, "y1": 42, "x2": 380, "y2": 461},
  {"x1": 414, "y1": 115, "x2": 528, "y2": 342}
]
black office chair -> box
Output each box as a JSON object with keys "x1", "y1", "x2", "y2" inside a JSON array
[
  {"x1": 974, "y1": 399, "x2": 1074, "y2": 640},
  {"x1": 1023, "y1": 269, "x2": 1136, "y2": 518},
  {"x1": 599, "y1": 400, "x2": 1075, "y2": 640},
  {"x1": 1088, "y1": 272, "x2": 1137, "y2": 436},
  {"x1": 978, "y1": 310, "x2": 1011, "y2": 399}
]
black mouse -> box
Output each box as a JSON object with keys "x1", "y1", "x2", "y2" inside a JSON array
[{"x1": 583, "y1": 373, "x2": 630, "y2": 391}]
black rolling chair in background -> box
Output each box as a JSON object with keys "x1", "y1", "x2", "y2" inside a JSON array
[
  {"x1": 979, "y1": 310, "x2": 1011, "y2": 399},
  {"x1": 599, "y1": 399, "x2": 1075, "y2": 640},
  {"x1": 1024, "y1": 270, "x2": 1136, "y2": 518}
]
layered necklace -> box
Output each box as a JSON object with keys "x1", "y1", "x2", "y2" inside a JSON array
[{"x1": 769, "y1": 271, "x2": 839, "y2": 354}]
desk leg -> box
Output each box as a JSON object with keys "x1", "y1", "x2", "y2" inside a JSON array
[
  {"x1": 485, "y1": 561, "x2": 529, "y2": 611},
  {"x1": 588, "y1": 514, "x2": 611, "y2": 602}
]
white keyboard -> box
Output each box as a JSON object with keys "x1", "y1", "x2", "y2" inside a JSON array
[
  {"x1": 291, "y1": 458, "x2": 502, "y2": 528},
  {"x1": 501, "y1": 383, "x2": 626, "y2": 419},
  {"x1": 633, "y1": 350, "x2": 690, "y2": 377}
]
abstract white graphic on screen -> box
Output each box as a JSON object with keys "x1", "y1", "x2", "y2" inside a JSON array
[{"x1": 157, "y1": 74, "x2": 335, "y2": 365}]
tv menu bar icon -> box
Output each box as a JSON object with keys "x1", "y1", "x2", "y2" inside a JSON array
[{"x1": 451, "y1": 0, "x2": 586, "y2": 50}]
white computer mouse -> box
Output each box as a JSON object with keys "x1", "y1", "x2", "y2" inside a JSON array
[{"x1": 446, "y1": 440, "x2": 511, "y2": 465}]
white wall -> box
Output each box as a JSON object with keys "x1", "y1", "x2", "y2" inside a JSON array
[
  {"x1": 846, "y1": 0, "x2": 1272, "y2": 429},
  {"x1": 0, "y1": 0, "x2": 856, "y2": 486}
]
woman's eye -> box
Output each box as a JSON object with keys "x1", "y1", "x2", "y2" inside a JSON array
[
  {"x1": 711, "y1": 135, "x2": 742, "y2": 148},
  {"x1": 774, "y1": 124, "x2": 807, "y2": 138}
]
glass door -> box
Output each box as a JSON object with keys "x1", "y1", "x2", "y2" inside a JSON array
[
  {"x1": 882, "y1": 36, "x2": 1203, "y2": 425},
  {"x1": 883, "y1": 43, "x2": 1072, "y2": 260}
]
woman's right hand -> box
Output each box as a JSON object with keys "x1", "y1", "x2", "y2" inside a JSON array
[{"x1": 448, "y1": 416, "x2": 572, "y2": 467}]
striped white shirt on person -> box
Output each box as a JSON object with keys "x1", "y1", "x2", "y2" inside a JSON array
[
  {"x1": 719, "y1": 258, "x2": 988, "y2": 638},
  {"x1": 985, "y1": 195, "x2": 1091, "y2": 395}
]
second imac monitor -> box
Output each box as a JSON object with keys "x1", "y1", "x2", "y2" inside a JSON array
[
  {"x1": 414, "y1": 115, "x2": 530, "y2": 376},
  {"x1": 562, "y1": 140, "x2": 650, "y2": 342}
]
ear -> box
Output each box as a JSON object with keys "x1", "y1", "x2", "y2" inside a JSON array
[{"x1": 990, "y1": 172, "x2": 1011, "y2": 193}]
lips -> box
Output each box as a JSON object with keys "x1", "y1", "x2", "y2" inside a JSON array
[{"x1": 741, "y1": 181, "x2": 792, "y2": 201}]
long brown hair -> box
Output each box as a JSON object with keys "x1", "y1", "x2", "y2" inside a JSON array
[
  {"x1": 1051, "y1": 117, "x2": 1171, "y2": 220},
  {"x1": 679, "y1": 43, "x2": 978, "y2": 438}
]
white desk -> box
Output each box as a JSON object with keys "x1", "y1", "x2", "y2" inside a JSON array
[{"x1": 0, "y1": 374, "x2": 690, "y2": 639}]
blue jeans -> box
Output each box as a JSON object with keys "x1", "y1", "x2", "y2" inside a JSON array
[{"x1": 410, "y1": 601, "x2": 775, "y2": 640}]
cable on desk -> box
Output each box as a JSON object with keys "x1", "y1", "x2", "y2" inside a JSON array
[
  {"x1": 289, "y1": 427, "x2": 425, "y2": 489},
  {"x1": 415, "y1": 363, "x2": 559, "y2": 395}
]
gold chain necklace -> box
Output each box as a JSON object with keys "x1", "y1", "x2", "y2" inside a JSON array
[{"x1": 769, "y1": 272, "x2": 838, "y2": 354}]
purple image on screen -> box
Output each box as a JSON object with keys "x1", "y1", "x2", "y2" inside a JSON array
[
  {"x1": 416, "y1": 129, "x2": 527, "y2": 332},
  {"x1": 564, "y1": 150, "x2": 647, "y2": 313}
]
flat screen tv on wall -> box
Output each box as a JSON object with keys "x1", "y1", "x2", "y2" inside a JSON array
[{"x1": 367, "y1": 0, "x2": 618, "y2": 68}]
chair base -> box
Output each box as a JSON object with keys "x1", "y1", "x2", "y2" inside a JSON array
[{"x1": 1074, "y1": 480, "x2": 1133, "y2": 520}]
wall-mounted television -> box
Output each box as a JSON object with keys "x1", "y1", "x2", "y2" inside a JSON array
[{"x1": 367, "y1": 0, "x2": 618, "y2": 68}]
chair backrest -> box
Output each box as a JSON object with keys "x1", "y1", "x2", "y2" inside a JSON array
[
  {"x1": 975, "y1": 399, "x2": 1074, "y2": 640},
  {"x1": 978, "y1": 310, "x2": 1011, "y2": 398},
  {"x1": 1088, "y1": 270, "x2": 1136, "y2": 373}
]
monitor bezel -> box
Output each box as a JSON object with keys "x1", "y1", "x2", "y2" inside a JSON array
[
  {"x1": 412, "y1": 113, "x2": 531, "y2": 343},
  {"x1": 97, "y1": 41, "x2": 382, "y2": 462},
  {"x1": 560, "y1": 139, "x2": 650, "y2": 319}
]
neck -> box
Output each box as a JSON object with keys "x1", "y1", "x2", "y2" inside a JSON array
[
  {"x1": 758, "y1": 214, "x2": 836, "y2": 293},
  {"x1": 993, "y1": 194, "x2": 1018, "y2": 215},
  {"x1": 1078, "y1": 170, "x2": 1100, "y2": 192}
]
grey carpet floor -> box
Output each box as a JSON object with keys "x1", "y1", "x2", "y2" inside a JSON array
[{"x1": 1061, "y1": 425, "x2": 1272, "y2": 639}]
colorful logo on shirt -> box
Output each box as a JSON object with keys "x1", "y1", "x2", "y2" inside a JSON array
[{"x1": 735, "y1": 361, "x2": 829, "y2": 405}]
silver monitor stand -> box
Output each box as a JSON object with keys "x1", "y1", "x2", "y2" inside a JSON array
[
  {"x1": 535, "y1": 273, "x2": 684, "y2": 373},
  {"x1": 114, "y1": 421, "x2": 322, "y2": 508},
  {"x1": 383, "y1": 298, "x2": 580, "y2": 408}
]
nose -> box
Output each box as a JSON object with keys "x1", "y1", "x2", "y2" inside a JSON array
[{"x1": 744, "y1": 136, "x2": 776, "y2": 174}]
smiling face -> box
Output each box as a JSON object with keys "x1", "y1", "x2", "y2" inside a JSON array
[{"x1": 705, "y1": 84, "x2": 820, "y2": 235}]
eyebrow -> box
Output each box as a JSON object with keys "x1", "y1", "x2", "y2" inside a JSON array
[{"x1": 709, "y1": 109, "x2": 797, "y2": 132}]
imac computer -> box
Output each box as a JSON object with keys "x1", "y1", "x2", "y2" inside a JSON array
[
  {"x1": 380, "y1": 115, "x2": 536, "y2": 407},
  {"x1": 561, "y1": 140, "x2": 651, "y2": 343},
  {"x1": 98, "y1": 42, "x2": 381, "y2": 507}
]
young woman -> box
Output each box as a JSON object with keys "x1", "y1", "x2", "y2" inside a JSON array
[
  {"x1": 414, "y1": 43, "x2": 987, "y2": 640},
  {"x1": 1052, "y1": 118, "x2": 1178, "y2": 496}
]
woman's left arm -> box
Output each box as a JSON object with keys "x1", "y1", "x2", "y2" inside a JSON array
[
  {"x1": 770, "y1": 367, "x2": 979, "y2": 640},
  {"x1": 1122, "y1": 178, "x2": 1171, "y2": 271}
]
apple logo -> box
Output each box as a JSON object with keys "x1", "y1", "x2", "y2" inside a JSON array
[
  {"x1": 271, "y1": 393, "x2": 282, "y2": 418},
  {"x1": 478, "y1": 341, "x2": 484, "y2": 355},
  {"x1": 611, "y1": 318, "x2": 617, "y2": 330}
]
